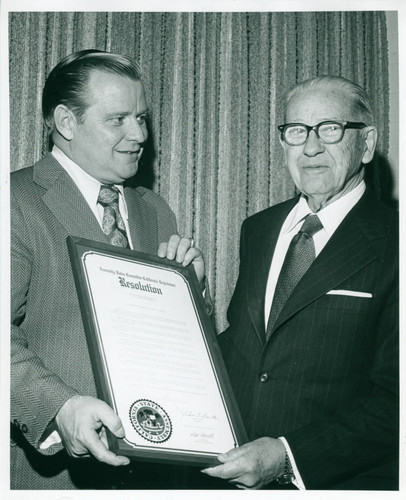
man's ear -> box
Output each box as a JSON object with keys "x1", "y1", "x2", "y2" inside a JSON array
[
  {"x1": 53, "y1": 105, "x2": 77, "y2": 141},
  {"x1": 361, "y1": 126, "x2": 378, "y2": 164}
]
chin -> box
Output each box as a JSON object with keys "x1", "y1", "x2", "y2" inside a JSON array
[
  {"x1": 301, "y1": 181, "x2": 330, "y2": 194},
  {"x1": 122, "y1": 163, "x2": 139, "y2": 179}
]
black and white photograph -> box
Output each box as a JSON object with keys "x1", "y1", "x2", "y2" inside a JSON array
[{"x1": 1, "y1": 1, "x2": 403, "y2": 498}]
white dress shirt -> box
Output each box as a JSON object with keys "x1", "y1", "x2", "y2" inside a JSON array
[
  {"x1": 51, "y1": 145, "x2": 133, "y2": 248},
  {"x1": 265, "y1": 181, "x2": 366, "y2": 489}
]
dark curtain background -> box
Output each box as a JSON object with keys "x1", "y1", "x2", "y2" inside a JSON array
[{"x1": 9, "y1": 11, "x2": 390, "y2": 330}]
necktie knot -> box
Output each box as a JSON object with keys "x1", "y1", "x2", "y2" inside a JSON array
[
  {"x1": 300, "y1": 214, "x2": 323, "y2": 238},
  {"x1": 97, "y1": 184, "x2": 120, "y2": 206},
  {"x1": 97, "y1": 184, "x2": 129, "y2": 248}
]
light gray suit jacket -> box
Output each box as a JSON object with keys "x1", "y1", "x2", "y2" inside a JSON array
[{"x1": 10, "y1": 154, "x2": 178, "y2": 489}]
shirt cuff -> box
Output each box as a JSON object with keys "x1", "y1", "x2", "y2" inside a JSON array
[
  {"x1": 279, "y1": 436, "x2": 306, "y2": 490},
  {"x1": 39, "y1": 430, "x2": 62, "y2": 449}
]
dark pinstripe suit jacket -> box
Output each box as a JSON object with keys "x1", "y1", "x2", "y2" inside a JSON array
[
  {"x1": 10, "y1": 154, "x2": 178, "y2": 489},
  {"x1": 219, "y1": 190, "x2": 399, "y2": 490}
]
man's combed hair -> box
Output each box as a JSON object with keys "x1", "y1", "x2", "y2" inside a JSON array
[
  {"x1": 42, "y1": 49, "x2": 142, "y2": 133},
  {"x1": 284, "y1": 75, "x2": 375, "y2": 125}
]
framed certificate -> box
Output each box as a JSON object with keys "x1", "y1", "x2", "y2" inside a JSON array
[{"x1": 67, "y1": 236, "x2": 247, "y2": 467}]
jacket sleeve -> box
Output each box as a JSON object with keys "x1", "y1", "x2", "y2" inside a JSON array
[{"x1": 10, "y1": 178, "x2": 77, "y2": 454}]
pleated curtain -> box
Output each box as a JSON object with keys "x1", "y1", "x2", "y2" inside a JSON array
[{"x1": 9, "y1": 11, "x2": 389, "y2": 331}]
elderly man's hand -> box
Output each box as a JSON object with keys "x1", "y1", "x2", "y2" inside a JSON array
[
  {"x1": 158, "y1": 234, "x2": 205, "y2": 284},
  {"x1": 55, "y1": 395, "x2": 130, "y2": 466},
  {"x1": 201, "y1": 437, "x2": 286, "y2": 489}
]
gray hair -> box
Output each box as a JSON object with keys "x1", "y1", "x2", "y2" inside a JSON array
[{"x1": 284, "y1": 75, "x2": 375, "y2": 125}]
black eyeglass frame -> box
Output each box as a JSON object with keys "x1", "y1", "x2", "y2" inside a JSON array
[{"x1": 277, "y1": 120, "x2": 367, "y2": 146}]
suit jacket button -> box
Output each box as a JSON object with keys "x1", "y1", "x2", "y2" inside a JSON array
[
  {"x1": 260, "y1": 372, "x2": 269, "y2": 383},
  {"x1": 21, "y1": 424, "x2": 28, "y2": 433}
]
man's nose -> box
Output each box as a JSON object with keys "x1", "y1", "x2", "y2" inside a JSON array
[
  {"x1": 127, "y1": 118, "x2": 147, "y2": 143},
  {"x1": 303, "y1": 130, "x2": 325, "y2": 156}
]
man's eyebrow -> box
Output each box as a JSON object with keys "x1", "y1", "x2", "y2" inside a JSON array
[
  {"x1": 104, "y1": 109, "x2": 150, "y2": 118},
  {"x1": 104, "y1": 111, "x2": 130, "y2": 118}
]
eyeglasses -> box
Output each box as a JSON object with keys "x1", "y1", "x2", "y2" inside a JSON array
[{"x1": 278, "y1": 120, "x2": 367, "y2": 146}]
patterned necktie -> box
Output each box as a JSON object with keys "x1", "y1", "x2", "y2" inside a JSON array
[
  {"x1": 266, "y1": 214, "x2": 323, "y2": 339},
  {"x1": 97, "y1": 184, "x2": 130, "y2": 248}
]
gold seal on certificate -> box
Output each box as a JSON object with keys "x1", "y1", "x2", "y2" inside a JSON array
[
  {"x1": 129, "y1": 399, "x2": 172, "y2": 443},
  {"x1": 68, "y1": 237, "x2": 247, "y2": 466}
]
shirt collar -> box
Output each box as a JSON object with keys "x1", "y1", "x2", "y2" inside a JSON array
[
  {"x1": 286, "y1": 181, "x2": 366, "y2": 237},
  {"x1": 51, "y1": 145, "x2": 126, "y2": 211}
]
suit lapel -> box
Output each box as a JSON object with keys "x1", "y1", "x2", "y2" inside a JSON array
[
  {"x1": 35, "y1": 155, "x2": 159, "y2": 253},
  {"x1": 34, "y1": 154, "x2": 108, "y2": 243},
  {"x1": 124, "y1": 186, "x2": 158, "y2": 253},
  {"x1": 247, "y1": 197, "x2": 299, "y2": 344},
  {"x1": 269, "y1": 191, "x2": 381, "y2": 336}
]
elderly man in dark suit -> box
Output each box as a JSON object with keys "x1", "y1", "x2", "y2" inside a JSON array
[
  {"x1": 203, "y1": 76, "x2": 398, "y2": 490},
  {"x1": 10, "y1": 49, "x2": 204, "y2": 490}
]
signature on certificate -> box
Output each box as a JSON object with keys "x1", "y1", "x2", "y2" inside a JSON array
[{"x1": 181, "y1": 410, "x2": 220, "y2": 421}]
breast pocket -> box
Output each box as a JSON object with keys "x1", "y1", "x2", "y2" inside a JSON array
[{"x1": 317, "y1": 291, "x2": 374, "y2": 312}]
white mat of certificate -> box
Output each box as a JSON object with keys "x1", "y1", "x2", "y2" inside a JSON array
[{"x1": 82, "y1": 250, "x2": 237, "y2": 458}]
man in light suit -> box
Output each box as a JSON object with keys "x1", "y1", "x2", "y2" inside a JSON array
[
  {"x1": 203, "y1": 76, "x2": 398, "y2": 490},
  {"x1": 10, "y1": 50, "x2": 204, "y2": 489}
]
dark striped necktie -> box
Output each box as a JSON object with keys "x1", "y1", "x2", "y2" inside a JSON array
[{"x1": 266, "y1": 214, "x2": 323, "y2": 339}]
